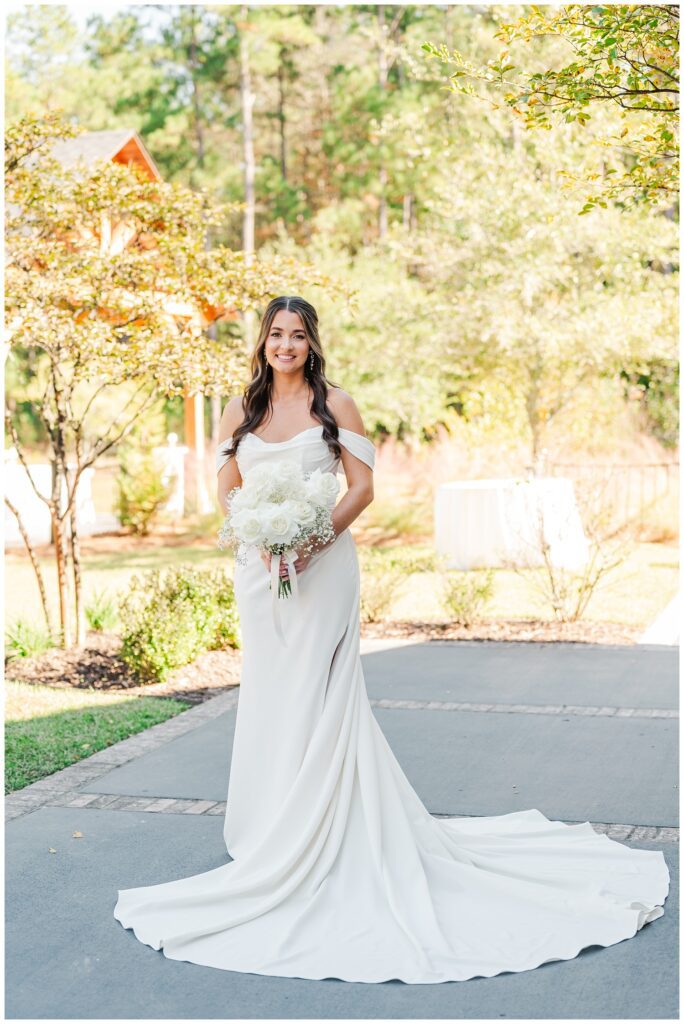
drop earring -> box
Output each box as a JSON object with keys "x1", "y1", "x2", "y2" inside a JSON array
[{"x1": 309, "y1": 350, "x2": 315, "y2": 370}]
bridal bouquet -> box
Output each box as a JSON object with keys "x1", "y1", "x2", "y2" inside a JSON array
[{"x1": 217, "y1": 460, "x2": 340, "y2": 599}]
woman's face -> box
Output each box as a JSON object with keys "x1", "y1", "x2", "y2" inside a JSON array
[{"x1": 264, "y1": 310, "x2": 310, "y2": 375}]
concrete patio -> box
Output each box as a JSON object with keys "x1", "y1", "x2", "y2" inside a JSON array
[{"x1": 5, "y1": 639, "x2": 678, "y2": 1019}]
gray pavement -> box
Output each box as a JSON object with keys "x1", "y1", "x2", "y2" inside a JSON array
[
  {"x1": 74, "y1": 705, "x2": 676, "y2": 825},
  {"x1": 362, "y1": 641, "x2": 678, "y2": 708},
  {"x1": 5, "y1": 640, "x2": 679, "y2": 1019}
]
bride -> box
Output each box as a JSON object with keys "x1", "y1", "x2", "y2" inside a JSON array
[{"x1": 114, "y1": 295, "x2": 669, "y2": 984}]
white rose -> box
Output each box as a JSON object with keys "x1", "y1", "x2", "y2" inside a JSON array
[
  {"x1": 231, "y1": 486, "x2": 260, "y2": 511},
  {"x1": 230, "y1": 489, "x2": 246, "y2": 511},
  {"x1": 290, "y1": 499, "x2": 317, "y2": 527},
  {"x1": 264, "y1": 508, "x2": 298, "y2": 546},
  {"x1": 240, "y1": 489, "x2": 261, "y2": 509},
  {"x1": 274, "y1": 462, "x2": 308, "y2": 501},
  {"x1": 240, "y1": 479, "x2": 271, "y2": 505},
  {"x1": 232, "y1": 509, "x2": 264, "y2": 545},
  {"x1": 275, "y1": 460, "x2": 303, "y2": 483},
  {"x1": 280, "y1": 497, "x2": 303, "y2": 517},
  {"x1": 284, "y1": 479, "x2": 308, "y2": 501},
  {"x1": 243, "y1": 464, "x2": 271, "y2": 487},
  {"x1": 306, "y1": 468, "x2": 340, "y2": 506},
  {"x1": 318, "y1": 472, "x2": 340, "y2": 499}
]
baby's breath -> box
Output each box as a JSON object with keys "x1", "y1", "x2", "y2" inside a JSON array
[{"x1": 216, "y1": 464, "x2": 339, "y2": 590}]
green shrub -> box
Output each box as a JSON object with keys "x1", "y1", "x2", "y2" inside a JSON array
[
  {"x1": 438, "y1": 565, "x2": 495, "y2": 626},
  {"x1": 5, "y1": 620, "x2": 56, "y2": 660},
  {"x1": 364, "y1": 497, "x2": 431, "y2": 541},
  {"x1": 357, "y1": 545, "x2": 433, "y2": 572},
  {"x1": 85, "y1": 589, "x2": 119, "y2": 632},
  {"x1": 620, "y1": 358, "x2": 679, "y2": 449},
  {"x1": 213, "y1": 581, "x2": 241, "y2": 648},
  {"x1": 358, "y1": 547, "x2": 409, "y2": 623},
  {"x1": 119, "y1": 565, "x2": 241, "y2": 683},
  {"x1": 116, "y1": 449, "x2": 173, "y2": 535},
  {"x1": 386, "y1": 547, "x2": 437, "y2": 574}
]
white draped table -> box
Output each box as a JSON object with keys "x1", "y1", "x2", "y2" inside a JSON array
[{"x1": 434, "y1": 476, "x2": 590, "y2": 570}]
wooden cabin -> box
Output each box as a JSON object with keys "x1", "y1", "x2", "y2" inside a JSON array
[
  {"x1": 46, "y1": 128, "x2": 224, "y2": 514},
  {"x1": 47, "y1": 128, "x2": 162, "y2": 182}
]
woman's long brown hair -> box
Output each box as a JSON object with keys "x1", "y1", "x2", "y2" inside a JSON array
[{"x1": 223, "y1": 296, "x2": 343, "y2": 461}]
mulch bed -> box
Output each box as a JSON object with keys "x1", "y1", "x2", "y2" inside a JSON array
[
  {"x1": 6, "y1": 618, "x2": 641, "y2": 707},
  {"x1": 360, "y1": 619, "x2": 642, "y2": 646},
  {"x1": 5, "y1": 631, "x2": 243, "y2": 706}
]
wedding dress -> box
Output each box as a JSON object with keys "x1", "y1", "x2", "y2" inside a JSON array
[{"x1": 113, "y1": 424, "x2": 670, "y2": 984}]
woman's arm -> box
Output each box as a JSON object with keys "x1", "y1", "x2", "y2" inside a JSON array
[
  {"x1": 216, "y1": 396, "x2": 245, "y2": 515},
  {"x1": 322, "y1": 388, "x2": 374, "y2": 543}
]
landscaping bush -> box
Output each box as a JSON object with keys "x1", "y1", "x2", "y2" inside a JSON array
[
  {"x1": 119, "y1": 565, "x2": 241, "y2": 683},
  {"x1": 5, "y1": 620, "x2": 56, "y2": 660},
  {"x1": 383, "y1": 547, "x2": 437, "y2": 574},
  {"x1": 85, "y1": 589, "x2": 119, "y2": 632},
  {"x1": 116, "y1": 449, "x2": 173, "y2": 535},
  {"x1": 438, "y1": 566, "x2": 495, "y2": 626},
  {"x1": 363, "y1": 496, "x2": 431, "y2": 542},
  {"x1": 358, "y1": 547, "x2": 410, "y2": 623}
]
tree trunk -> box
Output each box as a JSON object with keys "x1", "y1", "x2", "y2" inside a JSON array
[
  {"x1": 277, "y1": 57, "x2": 287, "y2": 182},
  {"x1": 51, "y1": 368, "x2": 74, "y2": 647},
  {"x1": 4, "y1": 495, "x2": 55, "y2": 635},
  {"x1": 377, "y1": 5, "x2": 388, "y2": 239},
  {"x1": 402, "y1": 193, "x2": 412, "y2": 228},
  {"x1": 210, "y1": 391, "x2": 221, "y2": 447},
  {"x1": 188, "y1": 4, "x2": 206, "y2": 184},
  {"x1": 51, "y1": 502, "x2": 72, "y2": 648},
  {"x1": 239, "y1": 5, "x2": 257, "y2": 353},
  {"x1": 525, "y1": 382, "x2": 543, "y2": 468},
  {"x1": 444, "y1": 5, "x2": 456, "y2": 131},
  {"x1": 404, "y1": 194, "x2": 419, "y2": 275},
  {"x1": 68, "y1": 483, "x2": 86, "y2": 647}
]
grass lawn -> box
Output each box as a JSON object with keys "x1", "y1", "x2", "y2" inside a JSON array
[
  {"x1": 5, "y1": 681, "x2": 190, "y2": 793},
  {"x1": 4, "y1": 538, "x2": 234, "y2": 631},
  {"x1": 390, "y1": 541, "x2": 679, "y2": 626},
  {"x1": 4, "y1": 537, "x2": 678, "y2": 632}
]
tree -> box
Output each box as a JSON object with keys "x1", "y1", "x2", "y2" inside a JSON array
[
  {"x1": 5, "y1": 7, "x2": 676, "y2": 457},
  {"x1": 423, "y1": 4, "x2": 679, "y2": 212},
  {"x1": 5, "y1": 111, "x2": 332, "y2": 648}
]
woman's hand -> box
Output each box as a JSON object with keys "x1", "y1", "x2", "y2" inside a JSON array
[
  {"x1": 259, "y1": 546, "x2": 317, "y2": 578},
  {"x1": 291, "y1": 549, "x2": 313, "y2": 574},
  {"x1": 260, "y1": 550, "x2": 277, "y2": 575}
]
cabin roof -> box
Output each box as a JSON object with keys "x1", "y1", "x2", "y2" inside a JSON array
[{"x1": 47, "y1": 129, "x2": 162, "y2": 181}]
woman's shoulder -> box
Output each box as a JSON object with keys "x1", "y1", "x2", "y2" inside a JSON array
[
  {"x1": 218, "y1": 395, "x2": 246, "y2": 440},
  {"x1": 326, "y1": 387, "x2": 367, "y2": 436}
]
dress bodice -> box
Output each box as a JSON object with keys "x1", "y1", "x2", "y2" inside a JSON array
[{"x1": 215, "y1": 425, "x2": 375, "y2": 478}]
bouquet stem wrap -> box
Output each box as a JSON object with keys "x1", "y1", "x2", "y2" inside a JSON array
[{"x1": 270, "y1": 546, "x2": 299, "y2": 645}]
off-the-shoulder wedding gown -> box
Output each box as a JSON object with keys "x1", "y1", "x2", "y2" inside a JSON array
[{"x1": 114, "y1": 424, "x2": 669, "y2": 984}]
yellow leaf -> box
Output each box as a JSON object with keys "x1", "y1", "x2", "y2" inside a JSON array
[
  {"x1": 72, "y1": 831, "x2": 83, "y2": 838},
  {"x1": 48, "y1": 848, "x2": 57, "y2": 853}
]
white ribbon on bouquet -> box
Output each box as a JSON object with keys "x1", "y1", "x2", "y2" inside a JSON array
[{"x1": 269, "y1": 546, "x2": 300, "y2": 646}]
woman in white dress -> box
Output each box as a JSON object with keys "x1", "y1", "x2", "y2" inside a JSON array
[{"x1": 114, "y1": 296, "x2": 669, "y2": 984}]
